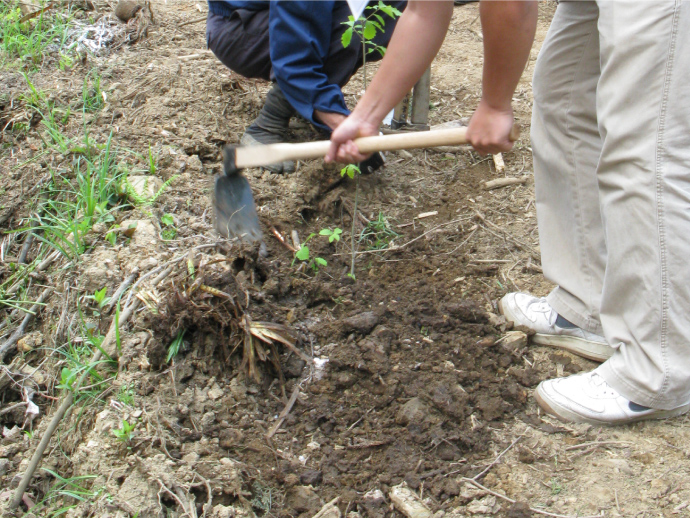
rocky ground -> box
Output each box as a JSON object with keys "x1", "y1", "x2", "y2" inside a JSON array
[{"x1": 1, "y1": 1, "x2": 689, "y2": 517}]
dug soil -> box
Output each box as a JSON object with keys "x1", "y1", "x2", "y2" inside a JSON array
[{"x1": 2, "y1": 2, "x2": 690, "y2": 518}]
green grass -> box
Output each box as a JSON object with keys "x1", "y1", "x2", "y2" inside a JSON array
[
  {"x1": 0, "y1": 2, "x2": 76, "y2": 71},
  {"x1": 81, "y1": 69, "x2": 104, "y2": 112},
  {"x1": 31, "y1": 468, "x2": 102, "y2": 517},
  {"x1": 359, "y1": 212, "x2": 400, "y2": 250},
  {"x1": 33, "y1": 132, "x2": 127, "y2": 259}
]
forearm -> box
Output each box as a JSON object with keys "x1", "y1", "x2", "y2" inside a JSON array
[
  {"x1": 479, "y1": 1, "x2": 538, "y2": 111},
  {"x1": 351, "y1": 0, "x2": 454, "y2": 127}
]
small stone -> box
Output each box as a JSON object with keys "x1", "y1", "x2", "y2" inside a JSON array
[
  {"x1": 219, "y1": 428, "x2": 244, "y2": 449},
  {"x1": 208, "y1": 383, "x2": 224, "y2": 400},
  {"x1": 499, "y1": 331, "x2": 527, "y2": 352},
  {"x1": 363, "y1": 489, "x2": 386, "y2": 508},
  {"x1": 285, "y1": 486, "x2": 322, "y2": 513},
  {"x1": 17, "y1": 331, "x2": 43, "y2": 352},
  {"x1": 342, "y1": 312, "x2": 380, "y2": 334},
  {"x1": 600, "y1": 458, "x2": 633, "y2": 475},
  {"x1": 211, "y1": 504, "x2": 236, "y2": 518},
  {"x1": 201, "y1": 411, "x2": 216, "y2": 429},
  {"x1": 300, "y1": 470, "x2": 323, "y2": 486},
  {"x1": 396, "y1": 397, "x2": 429, "y2": 426},
  {"x1": 505, "y1": 501, "x2": 531, "y2": 518},
  {"x1": 0, "y1": 458, "x2": 10, "y2": 476}
]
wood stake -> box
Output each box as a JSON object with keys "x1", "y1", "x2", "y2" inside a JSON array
[
  {"x1": 492, "y1": 153, "x2": 505, "y2": 173},
  {"x1": 484, "y1": 175, "x2": 529, "y2": 191}
]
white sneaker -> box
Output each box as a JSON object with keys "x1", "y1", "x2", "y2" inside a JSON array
[
  {"x1": 499, "y1": 293, "x2": 612, "y2": 362},
  {"x1": 535, "y1": 369, "x2": 690, "y2": 425}
]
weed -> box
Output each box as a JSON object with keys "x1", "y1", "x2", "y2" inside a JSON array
[
  {"x1": 147, "y1": 145, "x2": 157, "y2": 175},
  {"x1": 166, "y1": 329, "x2": 186, "y2": 363},
  {"x1": 0, "y1": 2, "x2": 75, "y2": 70},
  {"x1": 81, "y1": 69, "x2": 104, "y2": 112},
  {"x1": 34, "y1": 133, "x2": 127, "y2": 258},
  {"x1": 251, "y1": 482, "x2": 274, "y2": 514},
  {"x1": 112, "y1": 419, "x2": 136, "y2": 442},
  {"x1": 31, "y1": 469, "x2": 101, "y2": 517},
  {"x1": 160, "y1": 213, "x2": 177, "y2": 240},
  {"x1": 117, "y1": 383, "x2": 135, "y2": 406},
  {"x1": 124, "y1": 174, "x2": 178, "y2": 207},
  {"x1": 359, "y1": 212, "x2": 399, "y2": 250},
  {"x1": 549, "y1": 478, "x2": 565, "y2": 495}
]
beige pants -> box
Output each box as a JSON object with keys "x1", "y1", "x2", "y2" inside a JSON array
[{"x1": 531, "y1": 0, "x2": 690, "y2": 409}]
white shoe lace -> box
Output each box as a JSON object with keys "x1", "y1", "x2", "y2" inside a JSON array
[{"x1": 588, "y1": 372, "x2": 618, "y2": 398}]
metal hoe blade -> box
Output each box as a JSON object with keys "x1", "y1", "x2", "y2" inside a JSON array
[{"x1": 213, "y1": 173, "x2": 263, "y2": 242}]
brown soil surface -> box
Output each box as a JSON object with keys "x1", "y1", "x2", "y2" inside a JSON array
[{"x1": 1, "y1": 2, "x2": 689, "y2": 518}]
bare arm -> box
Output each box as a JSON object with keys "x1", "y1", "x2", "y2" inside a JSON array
[
  {"x1": 466, "y1": 0, "x2": 538, "y2": 154},
  {"x1": 326, "y1": 1, "x2": 454, "y2": 163}
]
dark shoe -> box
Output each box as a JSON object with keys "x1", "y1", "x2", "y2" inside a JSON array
[
  {"x1": 359, "y1": 152, "x2": 385, "y2": 174},
  {"x1": 241, "y1": 83, "x2": 296, "y2": 174}
]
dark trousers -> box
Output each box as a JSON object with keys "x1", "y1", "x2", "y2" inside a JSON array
[{"x1": 206, "y1": 2, "x2": 405, "y2": 88}]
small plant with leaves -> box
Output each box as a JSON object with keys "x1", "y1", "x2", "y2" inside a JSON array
[
  {"x1": 160, "y1": 213, "x2": 177, "y2": 240},
  {"x1": 341, "y1": 1, "x2": 402, "y2": 86},
  {"x1": 88, "y1": 287, "x2": 110, "y2": 311},
  {"x1": 319, "y1": 227, "x2": 342, "y2": 243},
  {"x1": 292, "y1": 233, "x2": 327, "y2": 272},
  {"x1": 112, "y1": 419, "x2": 136, "y2": 442}
]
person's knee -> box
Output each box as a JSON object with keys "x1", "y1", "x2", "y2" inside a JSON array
[{"x1": 207, "y1": 11, "x2": 271, "y2": 80}]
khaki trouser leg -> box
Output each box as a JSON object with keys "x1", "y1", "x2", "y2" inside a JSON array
[
  {"x1": 534, "y1": 1, "x2": 690, "y2": 409},
  {"x1": 595, "y1": 1, "x2": 690, "y2": 409},
  {"x1": 532, "y1": 1, "x2": 606, "y2": 336}
]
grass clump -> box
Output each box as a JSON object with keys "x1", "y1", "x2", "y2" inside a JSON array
[{"x1": 0, "y1": 2, "x2": 76, "y2": 70}]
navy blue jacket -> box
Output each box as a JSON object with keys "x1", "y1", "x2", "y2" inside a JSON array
[{"x1": 208, "y1": 1, "x2": 352, "y2": 128}]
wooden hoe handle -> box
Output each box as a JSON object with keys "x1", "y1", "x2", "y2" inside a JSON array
[{"x1": 234, "y1": 125, "x2": 520, "y2": 170}]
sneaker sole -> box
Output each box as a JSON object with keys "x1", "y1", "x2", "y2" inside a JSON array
[
  {"x1": 498, "y1": 298, "x2": 612, "y2": 363},
  {"x1": 535, "y1": 384, "x2": 690, "y2": 426},
  {"x1": 532, "y1": 334, "x2": 612, "y2": 363}
]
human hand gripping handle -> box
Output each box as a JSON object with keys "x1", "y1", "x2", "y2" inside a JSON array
[
  {"x1": 325, "y1": 112, "x2": 381, "y2": 164},
  {"x1": 466, "y1": 100, "x2": 517, "y2": 156},
  {"x1": 325, "y1": 108, "x2": 520, "y2": 164}
]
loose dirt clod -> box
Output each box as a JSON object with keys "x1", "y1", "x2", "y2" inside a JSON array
[{"x1": 114, "y1": 0, "x2": 142, "y2": 21}]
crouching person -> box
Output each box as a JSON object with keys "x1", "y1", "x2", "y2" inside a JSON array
[{"x1": 206, "y1": 0, "x2": 406, "y2": 173}]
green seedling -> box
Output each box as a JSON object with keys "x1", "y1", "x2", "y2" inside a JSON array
[
  {"x1": 340, "y1": 164, "x2": 363, "y2": 278},
  {"x1": 90, "y1": 287, "x2": 109, "y2": 309},
  {"x1": 341, "y1": 1, "x2": 402, "y2": 87},
  {"x1": 112, "y1": 419, "x2": 136, "y2": 442},
  {"x1": 160, "y1": 213, "x2": 177, "y2": 240},
  {"x1": 319, "y1": 227, "x2": 342, "y2": 243},
  {"x1": 292, "y1": 233, "x2": 328, "y2": 272},
  {"x1": 57, "y1": 367, "x2": 77, "y2": 392},
  {"x1": 166, "y1": 329, "x2": 186, "y2": 363}
]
